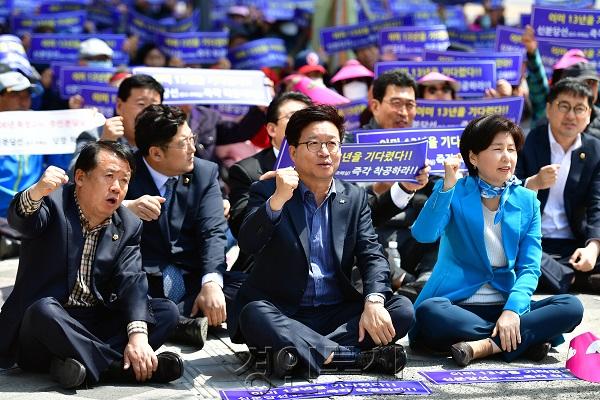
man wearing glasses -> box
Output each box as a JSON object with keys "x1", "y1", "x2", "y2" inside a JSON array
[
  {"x1": 516, "y1": 78, "x2": 600, "y2": 294},
  {"x1": 124, "y1": 105, "x2": 245, "y2": 348},
  {"x1": 229, "y1": 105, "x2": 414, "y2": 379}
]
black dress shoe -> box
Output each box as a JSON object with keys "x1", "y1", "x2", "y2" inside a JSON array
[
  {"x1": 170, "y1": 316, "x2": 208, "y2": 348},
  {"x1": 152, "y1": 351, "x2": 184, "y2": 383},
  {"x1": 588, "y1": 274, "x2": 600, "y2": 293},
  {"x1": 50, "y1": 357, "x2": 86, "y2": 389},
  {"x1": 523, "y1": 342, "x2": 551, "y2": 361},
  {"x1": 271, "y1": 349, "x2": 298, "y2": 378},
  {"x1": 355, "y1": 344, "x2": 407, "y2": 375},
  {"x1": 450, "y1": 342, "x2": 474, "y2": 367}
]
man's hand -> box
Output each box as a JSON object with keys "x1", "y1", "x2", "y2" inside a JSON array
[
  {"x1": 68, "y1": 94, "x2": 84, "y2": 109},
  {"x1": 492, "y1": 310, "x2": 521, "y2": 352},
  {"x1": 191, "y1": 281, "x2": 226, "y2": 326},
  {"x1": 269, "y1": 167, "x2": 299, "y2": 211},
  {"x1": 400, "y1": 165, "x2": 431, "y2": 192},
  {"x1": 124, "y1": 195, "x2": 165, "y2": 221},
  {"x1": 570, "y1": 240, "x2": 600, "y2": 272},
  {"x1": 485, "y1": 79, "x2": 513, "y2": 98},
  {"x1": 29, "y1": 166, "x2": 69, "y2": 201},
  {"x1": 123, "y1": 333, "x2": 158, "y2": 382},
  {"x1": 522, "y1": 25, "x2": 537, "y2": 55},
  {"x1": 101, "y1": 116, "x2": 125, "y2": 141},
  {"x1": 223, "y1": 199, "x2": 231, "y2": 219},
  {"x1": 358, "y1": 302, "x2": 395, "y2": 346},
  {"x1": 443, "y1": 155, "x2": 462, "y2": 191},
  {"x1": 525, "y1": 164, "x2": 559, "y2": 190}
]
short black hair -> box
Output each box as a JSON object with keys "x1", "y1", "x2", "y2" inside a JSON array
[
  {"x1": 459, "y1": 115, "x2": 524, "y2": 177},
  {"x1": 74, "y1": 141, "x2": 135, "y2": 176},
  {"x1": 266, "y1": 91, "x2": 313, "y2": 124},
  {"x1": 547, "y1": 77, "x2": 594, "y2": 109},
  {"x1": 372, "y1": 70, "x2": 417, "y2": 102},
  {"x1": 285, "y1": 105, "x2": 345, "y2": 146},
  {"x1": 135, "y1": 104, "x2": 188, "y2": 156},
  {"x1": 117, "y1": 74, "x2": 164, "y2": 102}
]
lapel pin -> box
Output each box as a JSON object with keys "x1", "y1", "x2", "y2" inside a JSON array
[
  {"x1": 183, "y1": 177, "x2": 190, "y2": 185},
  {"x1": 580, "y1": 152, "x2": 586, "y2": 160},
  {"x1": 112, "y1": 234, "x2": 119, "y2": 241},
  {"x1": 339, "y1": 199, "x2": 346, "y2": 204}
]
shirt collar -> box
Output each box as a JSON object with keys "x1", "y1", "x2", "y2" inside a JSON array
[
  {"x1": 143, "y1": 157, "x2": 178, "y2": 193},
  {"x1": 299, "y1": 179, "x2": 337, "y2": 203},
  {"x1": 548, "y1": 124, "x2": 582, "y2": 154},
  {"x1": 272, "y1": 146, "x2": 280, "y2": 159}
]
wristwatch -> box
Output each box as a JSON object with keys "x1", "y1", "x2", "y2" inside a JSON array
[{"x1": 365, "y1": 294, "x2": 385, "y2": 305}]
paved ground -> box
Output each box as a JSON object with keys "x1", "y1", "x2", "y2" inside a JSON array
[{"x1": 1, "y1": 256, "x2": 600, "y2": 399}]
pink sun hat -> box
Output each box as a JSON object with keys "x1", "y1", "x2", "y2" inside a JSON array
[
  {"x1": 330, "y1": 59, "x2": 374, "y2": 84},
  {"x1": 284, "y1": 74, "x2": 350, "y2": 105},
  {"x1": 566, "y1": 331, "x2": 600, "y2": 383},
  {"x1": 417, "y1": 71, "x2": 460, "y2": 92},
  {"x1": 553, "y1": 49, "x2": 588, "y2": 71}
]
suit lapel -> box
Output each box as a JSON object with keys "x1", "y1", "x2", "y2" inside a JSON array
[
  {"x1": 286, "y1": 187, "x2": 310, "y2": 265},
  {"x1": 460, "y1": 179, "x2": 490, "y2": 269},
  {"x1": 258, "y1": 147, "x2": 277, "y2": 174},
  {"x1": 535, "y1": 128, "x2": 552, "y2": 210},
  {"x1": 330, "y1": 180, "x2": 350, "y2": 267},
  {"x1": 564, "y1": 137, "x2": 587, "y2": 216},
  {"x1": 168, "y1": 173, "x2": 192, "y2": 243},
  {"x1": 136, "y1": 156, "x2": 171, "y2": 245},
  {"x1": 501, "y1": 193, "x2": 521, "y2": 266},
  {"x1": 64, "y1": 187, "x2": 84, "y2": 293},
  {"x1": 92, "y1": 211, "x2": 125, "y2": 299}
]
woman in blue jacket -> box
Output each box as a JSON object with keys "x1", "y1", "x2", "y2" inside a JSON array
[{"x1": 410, "y1": 115, "x2": 583, "y2": 366}]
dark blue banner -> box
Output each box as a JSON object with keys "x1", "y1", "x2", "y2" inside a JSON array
[
  {"x1": 11, "y1": 10, "x2": 86, "y2": 35},
  {"x1": 28, "y1": 34, "x2": 129, "y2": 65},
  {"x1": 447, "y1": 28, "x2": 496, "y2": 50},
  {"x1": 379, "y1": 25, "x2": 449, "y2": 58},
  {"x1": 532, "y1": 6, "x2": 600, "y2": 40},
  {"x1": 156, "y1": 32, "x2": 228, "y2": 65},
  {"x1": 228, "y1": 38, "x2": 287, "y2": 70},
  {"x1": 338, "y1": 100, "x2": 369, "y2": 132},
  {"x1": 535, "y1": 0, "x2": 595, "y2": 8},
  {"x1": 39, "y1": 0, "x2": 90, "y2": 13},
  {"x1": 494, "y1": 26, "x2": 525, "y2": 54},
  {"x1": 420, "y1": 367, "x2": 577, "y2": 384},
  {"x1": 58, "y1": 65, "x2": 116, "y2": 99},
  {"x1": 414, "y1": 97, "x2": 525, "y2": 129},
  {"x1": 537, "y1": 37, "x2": 600, "y2": 75},
  {"x1": 79, "y1": 85, "x2": 117, "y2": 118},
  {"x1": 375, "y1": 60, "x2": 497, "y2": 97},
  {"x1": 423, "y1": 50, "x2": 523, "y2": 85}
]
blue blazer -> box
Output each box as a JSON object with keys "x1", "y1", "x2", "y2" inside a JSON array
[{"x1": 411, "y1": 177, "x2": 542, "y2": 316}]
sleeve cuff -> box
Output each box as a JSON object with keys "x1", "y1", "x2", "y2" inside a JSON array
[
  {"x1": 18, "y1": 188, "x2": 43, "y2": 216},
  {"x1": 390, "y1": 183, "x2": 414, "y2": 209},
  {"x1": 201, "y1": 272, "x2": 224, "y2": 288},
  {"x1": 265, "y1": 196, "x2": 282, "y2": 221}
]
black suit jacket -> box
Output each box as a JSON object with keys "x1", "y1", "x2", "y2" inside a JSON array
[
  {"x1": 229, "y1": 178, "x2": 392, "y2": 342},
  {"x1": 515, "y1": 124, "x2": 600, "y2": 242},
  {"x1": 126, "y1": 153, "x2": 227, "y2": 278},
  {"x1": 0, "y1": 185, "x2": 150, "y2": 367}
]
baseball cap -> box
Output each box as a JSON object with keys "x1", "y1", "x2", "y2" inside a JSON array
[
  {"x1": 79, "y1": 38, "x2": 114, "y2": 58},
  {"x1": 561, "y1": 62, "x2": 599, "y2": 82},
  {"x1": 0, "y1": 71, "x2": 43, "y2": 95}
]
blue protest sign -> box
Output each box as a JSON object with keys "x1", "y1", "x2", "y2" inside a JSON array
[
  {"x1": 532, "y1": 6, "x2": 600, "y2": 40},
  {"x1": 132, "y1": 67, "x2": 273, "y2": 106},
  {"x1": 494, "y1": 26, "x2": 525, "y2": 54},
  {"x1": 537, "y1": 37, "x2": 600, "y2": 75},
  {"x1": 274, "y1": 139, "x2": 427, "y2": 183},
  {"x1": 520, "y1": 13, "x2": 531, "y2": 28},
  {"x1": 39, "y1": 0, "x2": 90, "y2": 13},
  {"x1": 0, "y1": 0, "x2": 13, "y2": 17},
  {"x1": 338, "y1": 100, "x2": 369, "y2": 132},
  {"x1": 79, "y1": 85, "x2": 117, "y2": 118},
  {"x1": 424, "y1": 50, "x2": 523, "y2": 85},
  {"x1": 379, "y1": 25, "x2": 449, "y2": 58},
  {"x1": 356, "y1": 127, "x2": 464, "y2": 174},
  {"x1": 10, "y1": 10, "x2": 86, "y2": 35},
  {"x1": 88, "y1": 1, "x2": 124, "y2": 31},
  {"x1": 228, "y1": 38, "x2": 287, "y2": 70},
  {"x1": 28, "y1": 34, "x2": 129, "y2": 65},
  {"x1": 375, "y1": 60, "x2": 497, "y2": 97},
  {"x1": 58, "y1": 65, "x2": 116, "y2": 99},
  {"x1": 419, "y1": 367, "x2": 577, "y2": 385},
  {"x1": 447, "y1": 28, "x2": 496, "y2": 50},
  {"x1": 212, "y1": 104, "x2": 251, "y2": 123},
  {"x1": 156, "y1": 32, "x2": 228, "y2": 64},
  {"x1": 535, "y1": 0, "x2": 595, "y2": 8},
  {"x1": 414, "y1": 97, "x2": 525, "y2": 129},
  {"x1": 220, "y1": 380, "x2": 432, "y2": 399}
]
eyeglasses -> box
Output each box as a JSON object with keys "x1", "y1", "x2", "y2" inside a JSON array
[
  {"x1": 555, "y1": 101, "x2": 589, "y2": 116},
  {"x1": 166, "y1": 135, "x2": 196, "y2": 149},
  {"x1": 277, "y1": 112, "x2": 296, "y2": 122},
  {"x1": 381, "y1": 99, "x2": 416, "y2": 111},
  {"x1": 425, "y1": 85, "x2": 453, "y2": 95},
  {"x1": 296, "y1": 140, "x2": 341, "y2": 154}
]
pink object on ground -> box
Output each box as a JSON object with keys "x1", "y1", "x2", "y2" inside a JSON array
[
  {"x1": 566, "y1": 331, "x2": 600, "y2": 383},
  {"x1": 284, "y1": 74, "x2": 350, "y2": 105},
  {"x1": 330, "y1": 59, "x2": 374, "y2": 84},
  {"x1": 553, "y1": 49, "x2": 588, "y2": 71}
]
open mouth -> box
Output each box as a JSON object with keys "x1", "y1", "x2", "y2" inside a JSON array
[{"x1": 106, "y1": 198, "x2": 118, "y2": 206}]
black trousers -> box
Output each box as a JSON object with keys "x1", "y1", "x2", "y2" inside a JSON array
[
  {"x1": 16, "y1": 297, "x2": 178, "y2": 383},
  {"x1": 540, "y1": 238, "x2": 600, "y2": 293},
  {"x1": 237, "y1": 294, "x2": 414, "y2": 376}
]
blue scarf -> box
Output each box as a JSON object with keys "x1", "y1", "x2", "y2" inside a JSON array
[{"x1": 477, "y1": 175, "x2": 522, "y2": 224}]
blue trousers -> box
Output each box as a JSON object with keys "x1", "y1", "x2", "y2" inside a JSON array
[
  {"x1": 237, "y1": 294, "x2": 414, "y2": 375},
  {"x1": 412, "y1": 295, "x2": 583, "y2": 361},
  {"x1": 16, "y1": 297, "x2": 178, "y2": 383}
]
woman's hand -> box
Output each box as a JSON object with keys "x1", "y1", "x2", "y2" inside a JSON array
[
  {"x1": 442, "y1": 155, "x2": 462, "y2": 191},
  {"x1": 492, "y1": 310, "x2": 521, "y2": 352}
]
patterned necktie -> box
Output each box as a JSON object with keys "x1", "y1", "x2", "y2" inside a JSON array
[{"x1": 161, "y1": 177, "x2": 185, "y2": 303}]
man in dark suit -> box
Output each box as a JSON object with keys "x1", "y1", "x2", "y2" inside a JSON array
[
  {"x1": 125, "y1": 105, "x2": 244, "y2": 348},
  {"x1": 229, "y1": 105, "x2": 415, "y2": 378},
  {"x1": 0, "y1": 141, "x2": 182, "y2": 389},
  {"x1": 516, "y1": 78, "x2": 600, "y2": 293}
]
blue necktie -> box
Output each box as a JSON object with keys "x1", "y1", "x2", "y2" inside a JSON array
[{"x1": 161, "y1": 178, "x2": 185, "y2": 303}]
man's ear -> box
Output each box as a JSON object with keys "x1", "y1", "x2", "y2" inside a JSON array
[
  {"x1": 74, "y1": 169, "x2": 85, "y2": 187},
  {"x1": 369, "y1": 98, "x2": 380, "y2": 114},
  {"x1": 148, "y1": 146, "x2": 163, "y2": 161},
  {"x1": 266, "y1": 122, "x2": 277, "y2": 139},
  {"x1": 289, "y1": 144, "x2": 297, "y2": 164}
]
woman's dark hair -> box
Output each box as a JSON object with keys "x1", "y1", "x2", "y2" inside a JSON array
[
  {"x1": 285, "y1": 105, "x2": 345, "y2": 146},
  {"x1": 459, "y1": 115, "x2": 524, "y2": 177},
  {"x1": 135, "y1": 104, "x2": 187, "y2": 156},
  {"x1": 132, "y1": 43, "x2": 169, "y2": 67},
  {"x1": 74, "y1": 141, "x2": 135, "y2": 175}
]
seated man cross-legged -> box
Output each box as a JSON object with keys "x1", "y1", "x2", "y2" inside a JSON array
[{"x1": 228, "y1": 105, "x2": 415, "y2": 378}]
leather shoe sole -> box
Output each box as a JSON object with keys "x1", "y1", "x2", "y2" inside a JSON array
[
  {"x1": 450, "y1": 342, "x2": 474, "y2": 367},
  {"x1": 170, "y1": 317, "x2": 208, "y2": 349},
  {"x1": 50, "y1": 357, "x2": 86, "y2": 389},
  {"x1": 152, "y1": 351, "x2": 184, "y2": 383},
  {"x1": 356, "y1": 344, "x2": 407, "y2": 375},
  {"x1": 523, "y1": 342, "x2": 551, "y2": 361},
  {"x1": 271, "y1": 349, "x2": 298, "y2": 378}
]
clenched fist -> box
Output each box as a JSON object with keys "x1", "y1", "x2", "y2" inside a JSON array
[
  {"x1": 101, "y1": 116, "x2": 125, "y2": 141},
  {"x1": 269, "y1": 167, "x2": 299, "y2": 211},
  {"x1": 443, "y1": 155, "x2": 462, "y2": 191},
  {"x1": 526, "y1": 164, "x2": 559, "y2": 191},
  {"x1": 29, "y1": 166, "x2": 69, "y2": 201}
]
